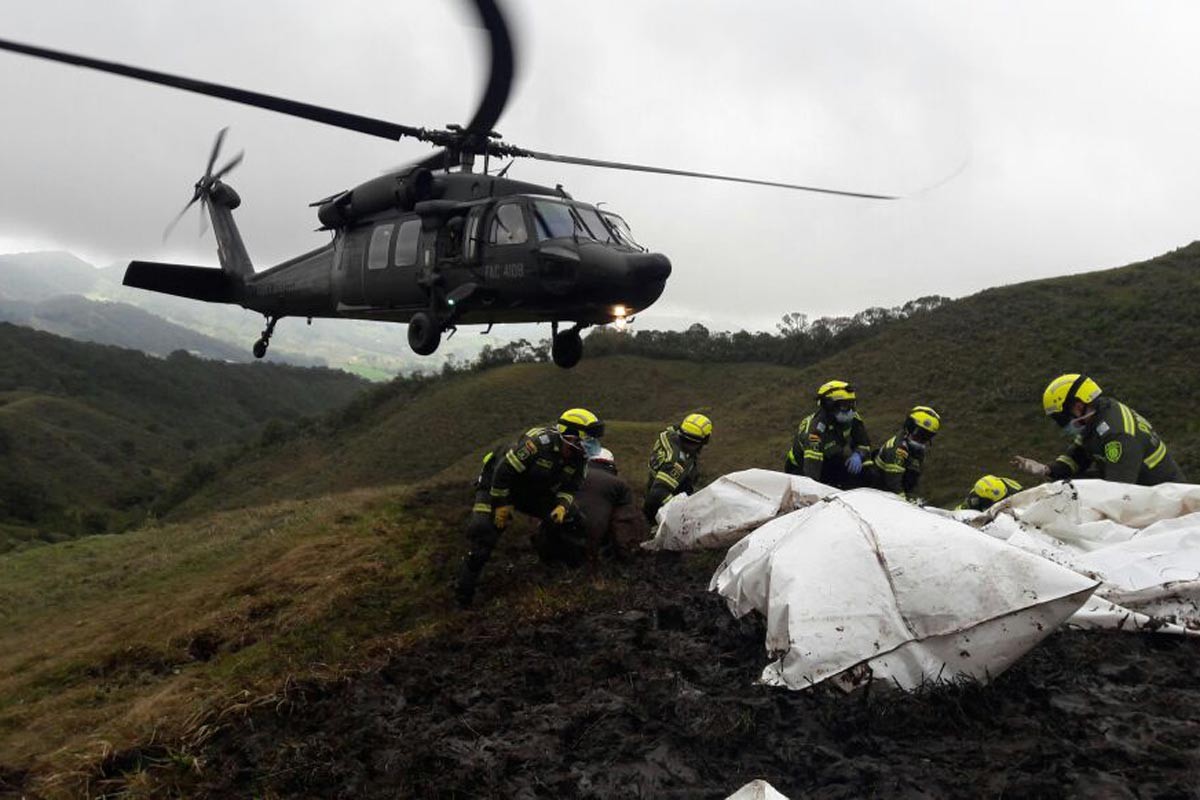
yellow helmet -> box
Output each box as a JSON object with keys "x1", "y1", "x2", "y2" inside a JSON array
[
  {"x1": 1043, "y1": 374, "x2": 1102, "y2": 423},
  {"x1": 557, "y1": 408, "x2": 605, "y2": 438},
  {"x1": 905, "y1": 406, "x2": 941, "y2": 439},
  {"x1": 679, "y1": 413, "x2": 713, "y2": 445},
  {"x1": 816, "y1": 380, "x2": 856, "y2": 405},
  {"x1": 972, "y1": 475, "x2": 1023, "y2": 503}
]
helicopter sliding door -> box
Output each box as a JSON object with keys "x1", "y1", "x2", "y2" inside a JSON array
[
  {"x1": 336, "y1": 227, "x2": 370, "y2": 306},
  {"x1": 362, "y1": 216, "x2": 426, "y2": 310}
]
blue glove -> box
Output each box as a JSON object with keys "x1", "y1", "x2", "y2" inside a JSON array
[{"x1": 846, "y1": 452, "x2": 864, "y2": 475}]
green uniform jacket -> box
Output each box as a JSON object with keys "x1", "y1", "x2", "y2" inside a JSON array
[
  {"x1": 785, "y1": 408, "x2": 872, "y2": 483},
  {"x1": 873, "y1": 431, "x2": 923, "y2": 499},
  {"x1": 644, "y1": 426, "x2": 700, "y2": 520},
  {"x1": 1047, "y1": 397, "x2": 1185, "y2": 486},
  {"x1": 479, "y1": 426, "x2": 587, "y2": 513}
]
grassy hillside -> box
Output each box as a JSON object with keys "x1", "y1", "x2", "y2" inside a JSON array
[
  {"x1": 0, "y1": 324, "x2": 367, "y2": 548},
  {"x1": 176, "y1": 241, "x2": 1200, "y2": 516},
  {"x1": 2, "y1": 243, "x2": 1200, "y2": 795}
]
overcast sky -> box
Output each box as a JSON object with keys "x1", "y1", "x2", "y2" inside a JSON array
[{"x1": 2, "y1": 0, "x2": 1199, "y2": 331}]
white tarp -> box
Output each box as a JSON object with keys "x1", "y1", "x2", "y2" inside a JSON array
[
  {"x1": 977, "y1": 480, "x2": 1200, "y2": 633},
  {"x1": 725, "y1": 780, "x2": 790, "y2": 800},
  {"x1": 711, "y1": 489, "x2": 1099, "y2": 691},
  {"x1": 643, "y1": 469, "x2": 836, "y2": 551}
]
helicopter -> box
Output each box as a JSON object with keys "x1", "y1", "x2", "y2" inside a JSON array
[{"x1": 0, "y1": 0, "x2": 893, "y2": 369}]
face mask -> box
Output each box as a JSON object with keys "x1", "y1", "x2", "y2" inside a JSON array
[
  {"x1": 1061, "y1": 417, "x2": 1087, "y2": 438},
  {"x1": 583, "y1": 437, "x2": 603, "y2": 458},
  {"x1": 834, "y1": 410, "x2": 855, "y2": 424}
]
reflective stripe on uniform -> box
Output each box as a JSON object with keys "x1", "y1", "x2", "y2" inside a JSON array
[
  {"x1": 1144, "y1": 442, "x2": 1168, "y2": 469},
  {"x1": 472, "y1": 503, "x2": 492, "y2": 513},
  {"x1": 505, "y1": 450, "x2": 527, "y2": 472},
  {"x1": 490, "y1": 487, "x2": 510, "y2": 498},
  {"x1": 1055, "y1": 454, "x2": 1079, "y2": 472},
  {"x1": 654, "y1": 471, "x2": 680, "y2": 489},
  {"x1": 556, "y1": 491, "x2": 574, "y2": 504},
  {"x1": 874, "y1": 458, "x2": 905, "y2": 474},
  {"x1": 1118, "y1": 403, "x2": 1136, "y2": 436},
  {"x1": 787, "y1": 449, "x2": 799, "y2": 465},
  {"x1": 803, "y1": 451, "x2": 823, "y2": 461}
]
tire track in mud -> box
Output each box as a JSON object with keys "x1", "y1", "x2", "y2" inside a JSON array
[{"x1": 153, "y1": 554, "x2": 1200, "y2": 798}]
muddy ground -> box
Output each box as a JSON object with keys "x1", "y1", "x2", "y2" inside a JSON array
[{"x1": 93, "y1": 551, "x2": 1200, "y2": 798}]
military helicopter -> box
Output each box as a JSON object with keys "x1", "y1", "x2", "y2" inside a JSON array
[{"x1": 0, "y1": 0, "x2": 893, "y2": 368}]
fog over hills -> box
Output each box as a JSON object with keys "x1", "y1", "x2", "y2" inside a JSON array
[{"x1": 0, "y1": 251, "x2": 526, "y2": 377}]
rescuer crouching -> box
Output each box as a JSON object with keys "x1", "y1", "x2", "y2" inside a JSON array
[{"x1": 455, "y1": 408, "x2": 605, "y2": 608}]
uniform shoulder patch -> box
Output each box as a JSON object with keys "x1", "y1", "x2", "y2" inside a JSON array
[
  {"x1": 815, "y1": 421, "x2": 826, "y2": 433},
  {"x1": 538, "y1": 434, "x2": 551, "y2": 444},
  {"x1": 1104, "y1": 441, "x2": 1123, "y2": 463},
  {"x1": 1095, "y1": 421, "x2": 1110, "y2": 437}
]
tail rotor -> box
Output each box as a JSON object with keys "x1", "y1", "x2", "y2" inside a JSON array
[{"x1": 162, "y1": 127, "x2": 244, "y2": 241}]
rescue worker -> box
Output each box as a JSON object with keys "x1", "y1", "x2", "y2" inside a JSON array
[
  {"x1": 784, "y1": 380, "x2": 873, "y2": 489},
  {"x1": 455, "y1": 408, "x2": 605, "y2": 608},
  {"x1": 534, "y1": 448, "x2": 647, "y2": 567},
  {"x1": 873, "y1": 406, "x2": 941, "y2": 501},
  {"x1": 1012, "y1": 374, "x2": 1185, "y2": 486},
  {"x1": 643, "y1": 413, "x2": 713, "y2": 523},
  {"x1": 956, "y1": 475, "x2": 1023, "y2": 511}
]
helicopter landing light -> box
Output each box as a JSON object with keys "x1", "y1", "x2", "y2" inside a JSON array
[{"x1": 612, "y1": 305, "x2": 629, "y2": 330}]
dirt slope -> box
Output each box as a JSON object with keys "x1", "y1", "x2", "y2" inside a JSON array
[{"x1": 81, "y1": 550, "x2": 1200, "y2": 800}]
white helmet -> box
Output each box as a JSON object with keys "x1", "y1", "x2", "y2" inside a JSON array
[{"x1": 590, "y1": 447, "x2": 615, "y2": 466}]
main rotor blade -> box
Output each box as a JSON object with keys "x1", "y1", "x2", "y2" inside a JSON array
[
  {"x1": 521, "y1": 149, "x2": 897, "y2": 200},
  {"x1": 0, "y1": 37, "x2": 429, "y2": 143},
  {"x1": 462, "y1": 0, "x2": 515, "y2": 138}
]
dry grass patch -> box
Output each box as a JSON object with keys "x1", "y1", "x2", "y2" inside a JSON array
[{"x1": 0, "y1": 483, "x2": 464, "y2": 794}]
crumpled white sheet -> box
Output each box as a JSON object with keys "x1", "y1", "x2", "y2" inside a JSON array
[
  {"x1": 710, "y1": 489, "x2": 1099, "y2": 691},
  {"x1": 974, "y1": 480, "x2": 1200, "y2": 633},
  {"x1": 725, "y1": 779, "x2": 790, "y2": 800},
  {"x1": 643, "y1": 468, "x2": 836, "y2": 551}
]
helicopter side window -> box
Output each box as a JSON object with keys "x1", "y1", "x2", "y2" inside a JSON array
[
  {"x1": 393, "y1": 219, "x2": 421, "y2": 267},
  {"x1": 487, "y1": 203, "x2": 528, "y2": 246},
  {"x1": 532, "y1": 200, "x2": 577, "y2": 241},
  {"x1": 367, "y1": 224, "x2": 394, "y2": 271}
]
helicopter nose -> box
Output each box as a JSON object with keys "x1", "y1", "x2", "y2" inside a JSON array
[{"x1": 627, "y1": 253, "x2": 672, "y2": 284}]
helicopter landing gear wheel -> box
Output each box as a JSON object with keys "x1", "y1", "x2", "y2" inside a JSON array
[
  {"x1": 551, "y1": 329, "x2": 584, "y2": 369},
  {"x1": 408, "y1": 311, "x2": 442, "y2": 356},
  {"x1": 252, "y1": 316, "x2": 278, "y2": 359}
]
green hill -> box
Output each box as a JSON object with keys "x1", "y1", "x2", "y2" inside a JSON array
[
  {"x1": 2, "y1": 243, "x2": 1200, "y2": 795},
  {"x1": 175, "y1": 241, "x2": 1200, "y2": 517},
  {"x1": 0, "y1": 323, "x2": 368, "y2": 548}
]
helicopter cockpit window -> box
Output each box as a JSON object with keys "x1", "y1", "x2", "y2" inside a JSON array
[
  {"x1": 487, "y1": 203, "x2": 528, "y2": 246},
  {"x1": 367, "y1": 224, "x2": 394, "y2": 271},
  {"x1": 573, "y1": 206, "x2": 616, "y2": 244},
  {"x1": 532, "y1": 200, "x2": 577, "y2": 241},
  {"x1": 393, "y1": 219, "x2": 421, "y2": 267},
  {"x1": 601, "y1": 211, "x2": 644, "y2": 250}
]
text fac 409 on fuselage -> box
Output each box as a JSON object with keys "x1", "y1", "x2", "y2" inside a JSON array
[{"x1": 0, "y1": 0, "x2": 894, "y2": 368}]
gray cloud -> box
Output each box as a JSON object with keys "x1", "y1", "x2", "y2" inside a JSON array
[{"x1": 1, "y1": 0, "x2": 1198, "y2": 331}]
